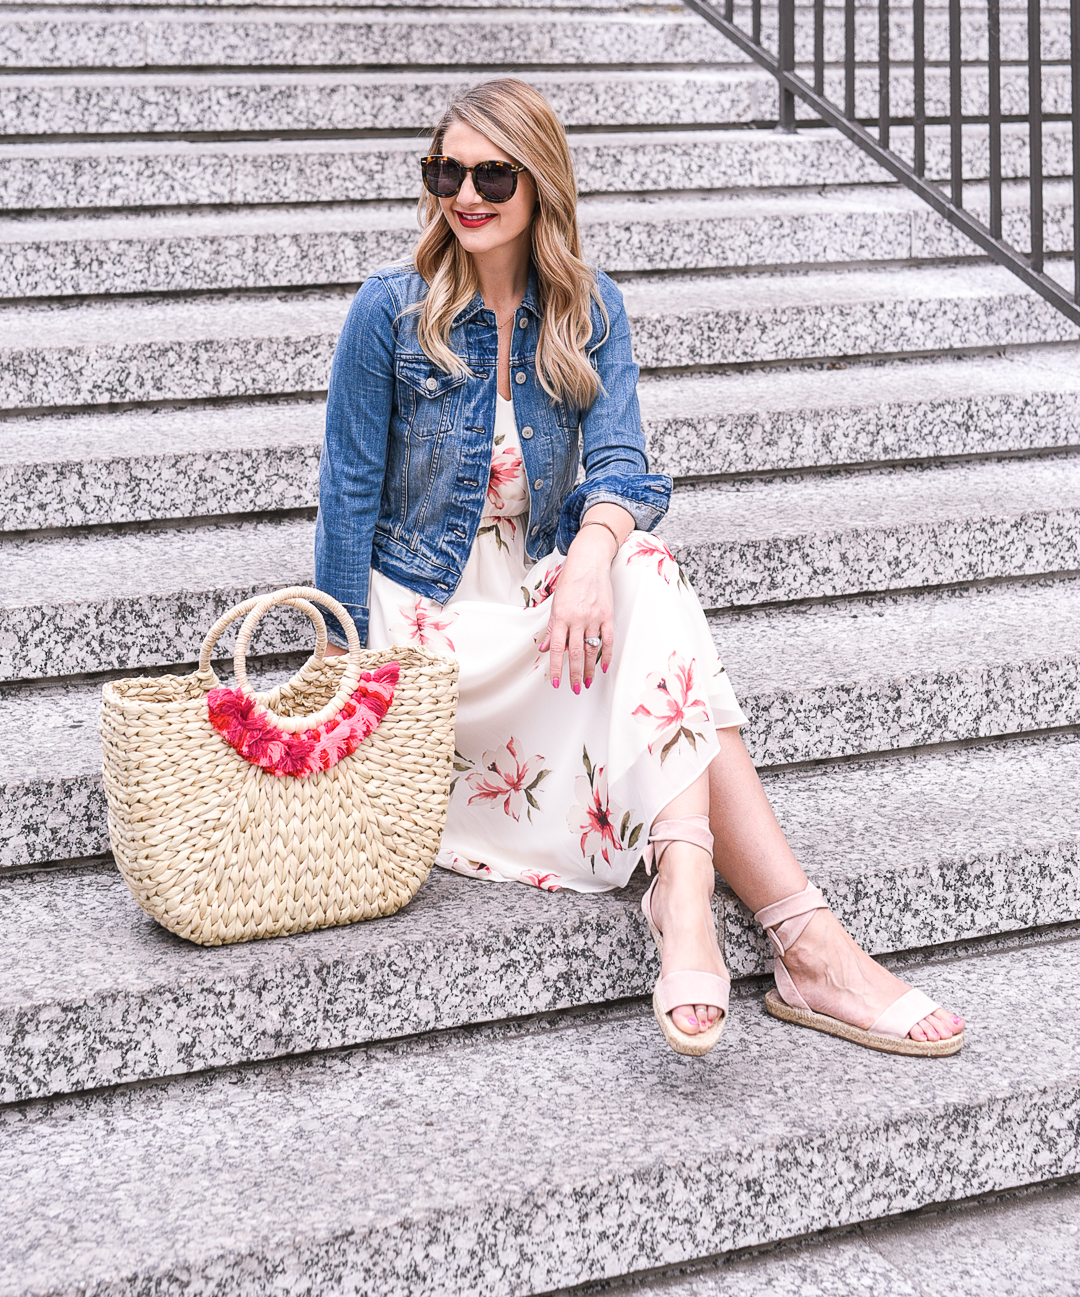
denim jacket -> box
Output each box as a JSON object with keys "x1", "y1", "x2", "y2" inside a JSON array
[{"x1": 314, "y1": 262, "x2": 672, "y2": 644}]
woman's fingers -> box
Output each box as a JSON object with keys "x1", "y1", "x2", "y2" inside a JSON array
[
  {"x1": 599, "y1": 621, "x2": 614, "y2": 677},
  {"x1": 545, "y1": 615, "x2": 566, "y2": 688},
  {"x1": 566, "y1": 627, "x2": 586, "y2": 694}
]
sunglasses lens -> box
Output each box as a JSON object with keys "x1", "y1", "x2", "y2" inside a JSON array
[
  {"x1": 423, "y1": 157, "x2": 465, "y2": 197},
  {"x1": 474, "y1": 161, "x2": 517, "y2": 202}
]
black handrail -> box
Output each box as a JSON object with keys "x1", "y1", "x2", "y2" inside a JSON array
[{"x1": 682, "y1": 0, "x2": 1080, "y2": 326}]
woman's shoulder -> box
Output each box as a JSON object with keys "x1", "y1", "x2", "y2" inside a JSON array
[{"x1": 355, "y1": 261, "x2": 427, "y2": 309}]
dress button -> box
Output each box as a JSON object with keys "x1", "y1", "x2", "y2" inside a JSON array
[
  {"x1": 518, "y1": 317, "x2": 528, "y2": 328},
  {"x1": 514, "y1": 371, "x2": 526, "y2": 385},
  {"x1": 532, "y1": 477, "x2": 544, "y2": 490},
  {"x1": 520, "y1": 425, "x2": 534, "y2": 439},
  {"x1": 425, "y1": 376, "x2": 438, "y2": 391}
]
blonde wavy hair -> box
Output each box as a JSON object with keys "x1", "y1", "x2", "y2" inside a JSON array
[{"x1": 412, "y1": 78, "x2": 607, "y2": 410}]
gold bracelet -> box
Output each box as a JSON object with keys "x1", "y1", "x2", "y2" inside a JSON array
[{"x1": 577, "y1": 519, "x2": 621, "y2": 555}]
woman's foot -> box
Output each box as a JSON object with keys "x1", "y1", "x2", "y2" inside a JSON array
[
  {"x1": 648, "y1": 842, "x2": 728, "y2": 1036},
  {"x1": 781, "y1": 908, "x2": 965, "y2": 1043}
]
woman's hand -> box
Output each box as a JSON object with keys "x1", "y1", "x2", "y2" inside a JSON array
[{"x1": 540, "y1": 504, "x2": 634, "y2": 692}]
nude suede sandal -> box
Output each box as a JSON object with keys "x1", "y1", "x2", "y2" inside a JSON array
[
  {"x1": 640, "y1": 814, "x2": 730, "y2": 1057},
  {"x1": 754, "y1": 883, "x2": 964, "y2": 1057}
]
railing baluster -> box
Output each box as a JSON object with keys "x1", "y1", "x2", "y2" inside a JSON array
[
  {"x1": 778, "y1": 0, "x2": 796, "y2": 130},
  {"x1": 752, "y1": 0, "x2": 761, "y2": 46},
  {"x1": 679, "y1": 0, "x2": 1080, "y2": 327},
  {"x1": 950, "y1": 0, "x2": 963, "y2": 207},
  {"x1": 914, "y1": 0, "x2": 925, "y2": 175},
  {"x1": 845, "y1": 0, "x2": 856, "y2": 119},
  {"x1": 988, "y1": 0, "x2": 1002, "y2": 238},
  {"x1": 879, "y1": 0, "x2": 890, "y2": 148},
  {"x1": 1028, "y1": 0, "x2": 1044, "y2": 270},
  {"x1": 1071, "y1": 0, "x2": 1079, "y2": 301},
  {"x1": 724, "y1": 0, "x2": 732, "y2": 24}
]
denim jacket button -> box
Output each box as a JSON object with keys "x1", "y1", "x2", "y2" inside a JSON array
[
  {"x1": 518, "y1": 317, "x2": 528, "y2": 328},
  {"x1": 514, "y1": 371, "x2": 526, "y2": 385},
  {"x1": 532, "y1": 477, "x2": 544, "y2": 490},
  {"x1": 520, "y1": 425, "x2": 534, "y2": 439},
  {"x1": 425, "y1": 376, "x2": 438, "y2": 391}
]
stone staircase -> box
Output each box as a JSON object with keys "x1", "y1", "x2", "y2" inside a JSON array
[{"x1": 2, "y1": 0, "x2": 1080, "y2": 1291}]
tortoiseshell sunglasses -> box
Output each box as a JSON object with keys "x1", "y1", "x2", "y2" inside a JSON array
[{"x1": 421, "y1": 155, "x2": 527, "y2": 203}]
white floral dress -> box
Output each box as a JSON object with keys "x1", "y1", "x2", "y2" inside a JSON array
[{"x1": 367, "y1": 395, "x2": 748, "y2": 893}]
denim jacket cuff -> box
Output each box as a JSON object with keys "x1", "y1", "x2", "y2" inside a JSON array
[
  {"x1": 324, "y1": 602, "x2": 370, "y2": 651},
  {"x1": 556, "y1": 473, "x2": 672, "y2": 553}
]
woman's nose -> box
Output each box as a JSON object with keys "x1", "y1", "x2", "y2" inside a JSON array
[{"x1": 458, "y1": 171, "x2": 481, "y2": 204}]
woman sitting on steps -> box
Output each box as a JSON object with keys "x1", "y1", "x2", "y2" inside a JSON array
[{"x1": 316, "y1": 76, "x2": 965, "y2": 1058}]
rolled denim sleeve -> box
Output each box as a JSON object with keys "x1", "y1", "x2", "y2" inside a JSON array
[
  {"x1": 555, "y1": 273, "x2": 672, "y2": 553},
  {"x1": 314, "y1": 275, "x2": 397, "y2": 647}
]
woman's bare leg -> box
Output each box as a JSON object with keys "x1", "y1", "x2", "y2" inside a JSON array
[
  {"x1": 708, "y1": 727, "x2": 964, "y2": 1043},
  {"x1": 647, "y1": 770, "x2": 727, "y2": 1037}
]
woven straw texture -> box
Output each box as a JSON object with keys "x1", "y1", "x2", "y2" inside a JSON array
[{"x1": 101, "y1": 589, "x2": 459, "y2": 946}]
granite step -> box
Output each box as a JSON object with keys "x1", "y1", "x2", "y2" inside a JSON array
[
  {"x1": 4, "y1": 573, "x2": 1080, "y2": 867},
  {"x1": 0, "y1": 68, "x2": 777, "y2": 140},
  {"x1": 1, "y1": 8, "x2": 743, "y2": 72},
  {"x1": 4, "y1": 182, "x2": 1073, "y2": 299},
  {"x1": 4, "y1": 264, "x2": 1079, "y2": 414},
  {"x1": 2, "y1": 937, "x2": 1078, "y2": 1296},
  {"x1": 4, "y1": 455, "x2": 1080, "y2": 680},
  {"x1": 6, "y1": 346, "x2": 1080, "y2": 530},
  {"x1": 6, "y1": 2, "x2": 1073, "y2": 71},
  {"x1": 2, "y1": 727, "x2": 1079, "y2": 1102},
  {"x1": 4, "y1": 122, "x2": 1076, "y2": 215},
  {"x1": 618, "y1": 1178, "x2": 1080, "y2": 1297}
]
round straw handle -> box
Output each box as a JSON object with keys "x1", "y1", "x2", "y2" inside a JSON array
[
  {"x1": 233, "y1": 587, "x2": 364, "y2": 734},
  {"x1": 197, "y1": 594, "x2": 328, "y2": 677}
]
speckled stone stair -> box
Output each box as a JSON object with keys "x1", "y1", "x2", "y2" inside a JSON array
[
  {"x1": 7, "y1": 2, "x2": 1072, "y2": 70},
  {"x1": 3, "y1": 263, "x2": 1078, "y2": 413},
  {"x1": 5, "y1": 454, "x2": 1080, "y2": 680},
  {"x1": 7, "y1": 346, "x2": 1080, "y2": 530},
  {"x1": 3, "y1": 728, "x2": 1078, "y2": 1102},
  {"x1": 2, "y1": 937, "x2": 1078, "y2": 1296},
  {"x1": 606, "y1": 1179, "x2": 1080, "y2": 1297},
  {"x1": 0, "y1": 68, "x2": 775, "y2": 140},
  {"x1": 4, "y1": 183, "x2": 1073, "y2": 299},
  {"x1": 5, "y1": 123, "x2": 1075, "y2": 214},
  {"x1": 2, "y1": 8, "x2": 742, "y2": 72},
  {"x1": 5, "y1": 574, "x2": 1080, "y2": 867}
]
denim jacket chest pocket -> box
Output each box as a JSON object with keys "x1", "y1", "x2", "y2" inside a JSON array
[{"x1": 394, "y1": 357, "x2": 468, "y2": 438}]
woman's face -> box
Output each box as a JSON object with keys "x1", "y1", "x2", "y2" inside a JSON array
[{"x1": 437, "y1": 120, "x2": 538, "y2": 261}]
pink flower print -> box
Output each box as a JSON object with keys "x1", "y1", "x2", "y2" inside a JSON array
[
  {"x1": 625, "y1": 535, "x2": 686, "y2": 587},
  {"x1": 466, "y1": 738, "x2": 550, "y2": 821},
  {"x1": 521, "y1": 562, "x2": 563, "y2": 609},
  {"x1": 391, "y1": 596, "x2": 457, "y2": 652},
  {"x1": 438, "y1": 848, "x2": 492, "y2": 878},
  {"x1": 478, "y1": 515, "x2": 517, "y2": 554},
  {"x1": 486, "y1": 446, "x2": 524, "y2": 512},
  {"x1": 566, "y1": 747, "x2": 643, "y2": 873},
  {"x1": 632, "y1": 651, "x2": 711, "y2": 764},
  {"x1": 521, "y1": 870, "x2": 563, "y2": 892}
]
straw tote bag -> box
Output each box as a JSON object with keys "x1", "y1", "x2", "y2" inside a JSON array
[{"x1": 101, "y1": 586, "x2": 459, "y2": 946}]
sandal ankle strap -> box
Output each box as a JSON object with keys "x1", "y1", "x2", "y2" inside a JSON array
[
  {"x1": 753, "y1": 881, "x2": 829, "y2": 959},
  {"x1": 642, "y1": 813, "x2": 714, "y2": 875}
]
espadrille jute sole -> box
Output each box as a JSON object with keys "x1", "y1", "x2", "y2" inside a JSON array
[
  {"x1": 652, "y1": 986, "x2": 727, "y2": 1057},
  {"x1": 765, "y1": 989, "x2": 964, "y2": 1057}
]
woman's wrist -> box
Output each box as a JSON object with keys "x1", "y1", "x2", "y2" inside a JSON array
[{"x1": 575, "y1": 519, "x2": 621, "y2": 558}]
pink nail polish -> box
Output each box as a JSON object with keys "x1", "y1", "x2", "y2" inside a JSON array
[
  {"x1": 584, "y1": 678, "x2": 592, "y2": 689},
  {"x1": 602, "y1": 663, "x2": 608, "y2": 673},
  {"x1": 572, "y1": 683, "x2": 580, "y2": 695},
  {"x1": 687, "y1": 1017, "x2": 698, "y2": 1028},
  {"x1": 552, "y1": 678, "x2": 560, "y2": 689}
]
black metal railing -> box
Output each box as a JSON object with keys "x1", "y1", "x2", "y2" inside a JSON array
[{"x1": 682, "y1": 0, "x2": 1080, "y2": 326}]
